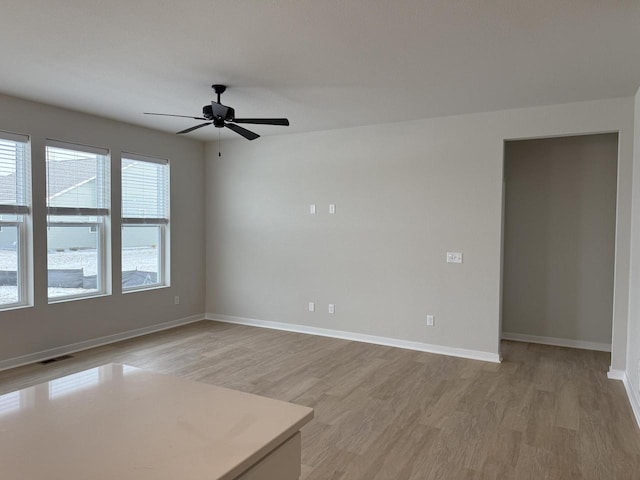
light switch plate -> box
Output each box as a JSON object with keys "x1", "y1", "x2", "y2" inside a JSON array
[
  {"x1": 446, "y1": 252, "x2": 463, "y2": 263},
  {"x1": 309, "y1": 204, "x2": 316, "y2": 215}
]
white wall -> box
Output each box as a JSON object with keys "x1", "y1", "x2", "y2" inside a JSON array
[
  {"x1": 206, "y1": 97, "x2": 634, "y2": 367},
  {"x1": 625, "y1": 87, "x2": 640, "y2": 417},
  {"x1": 0, "y1": 93, "x2": 634, "y2": 373},
  {"x1": 0, "y1": 94, "x2": 205, "y2": 367},
  {"x1": 502, "y1": 134, "x2": 618, "y2": 347}
]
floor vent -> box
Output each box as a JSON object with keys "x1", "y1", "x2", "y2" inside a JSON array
[{"x1": 40, "y1": 354, "x2": 74, "y2": 365}]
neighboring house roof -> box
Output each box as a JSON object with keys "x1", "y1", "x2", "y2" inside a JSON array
[
  {"x1": 0, "y1": 159, "x2": 137, "y2": 206},
  {"x1": 0, "y1": 173, "x2": 18, "y2": 204},
  {"x1": 46, "y1": 158, "x2": 98, "y2": 203}
]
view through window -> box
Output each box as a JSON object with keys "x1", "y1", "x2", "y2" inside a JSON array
[
  {"x1": 46, "y1": 142, "x2": 109, "y2": 300},
  {"x1": 122, "y1": 154, "x2": 169, "y2": 290},
  {"x1": 0, "y1": 132, "x2": 30, "y2": 308}
]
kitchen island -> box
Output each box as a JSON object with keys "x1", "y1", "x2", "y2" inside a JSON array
[{"x1": 0, "y1": 363, "x2": 314, "y2": 480}]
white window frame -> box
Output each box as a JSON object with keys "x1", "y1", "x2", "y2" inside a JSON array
[
  {"x1": 121, "y1": 153, "x2": 170, "y2": 292},
  {"x1": 0, "y1": 131, "x2": 31, "y2": 310},
  {"x1": 45, "y1": 140, "x2": 110, "y2": 302}
]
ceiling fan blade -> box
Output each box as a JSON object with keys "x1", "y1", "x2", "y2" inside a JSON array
[
  {"x1": 225, "y1": 123, "x2": 260, "y2": 141},
  {"x1": 177, "y1": 122, "x2": 212, "y2": 134},
  {"x1": 145, "y1": 112, "x2": 207, "y2": 120},
  {"x1": 231, "y1": 118, "x2": 290, "y2": 126}
]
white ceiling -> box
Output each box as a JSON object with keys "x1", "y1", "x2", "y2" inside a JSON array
[{"x1": 2, "y1": 1, "x2": 640, "y2": 141}]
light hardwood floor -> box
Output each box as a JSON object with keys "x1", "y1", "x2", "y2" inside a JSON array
[{"x1": 1, "y1": 321, "x2": 639, "y2": 479}]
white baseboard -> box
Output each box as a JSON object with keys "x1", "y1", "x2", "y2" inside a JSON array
[
  {"x1": 206, "y1": 313, "x2": 501, "y2": 363},
  {"x1": 0, "y1": 314, "x2": 206, "y2": 372},
  {"x1": 607, "y1": 368, "x2": 625, "y2": 380},
  {"x1": 502, "y1": 332, "x2": 611, "y2": 352},
  {"x1": 619, "y1": 373, "x2": 640, "y2": 430}
]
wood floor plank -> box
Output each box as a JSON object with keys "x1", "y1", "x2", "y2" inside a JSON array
[{"x1": 1, "y1": 321, "x2": 639, "y2": 479}]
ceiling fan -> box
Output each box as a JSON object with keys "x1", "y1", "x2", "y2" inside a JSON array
[{"x1": 144, "y1": 84, "x2": 289, "y2": 140}]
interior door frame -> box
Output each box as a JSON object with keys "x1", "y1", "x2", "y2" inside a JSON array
[{"x1": 498, "y1": 131, "x2": 620, "y2": 366}]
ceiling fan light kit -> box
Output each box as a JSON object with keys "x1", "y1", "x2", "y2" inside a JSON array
[{"x1": 144, "y1": 84, "x2": 289, "y2": 140}]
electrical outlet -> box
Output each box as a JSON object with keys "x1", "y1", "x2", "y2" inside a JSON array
[
  {"x1": 329, "y1": 204, "x2": 336, "y2": 214},
  {"x1": 308, "y1": 302, "x2": 315, "y2": 312},
  {"x1": 174, "y1": 296, "x2": 180, "y2": 305},
  {"x1": 328, "y1": 304, "x2": 335, "y2": 314},
  {"x1": 426, "y1": 314, "x2": 435, "y2": 326}
]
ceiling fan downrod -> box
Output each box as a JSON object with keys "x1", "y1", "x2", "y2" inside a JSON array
[{"x1": 212, "y1": 84, "x2": 226, "y2": 104}]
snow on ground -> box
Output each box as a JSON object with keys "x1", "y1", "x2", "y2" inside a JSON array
[{"x1": 0, "y1": 247, "x2": 158, "y2": 302}]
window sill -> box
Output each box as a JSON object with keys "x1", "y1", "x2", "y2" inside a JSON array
[
  {"x1": 0, "y1": 302, "x2": 33, "y2": 313},
  {"x1": 122, "y1": 284, "x2": 169, "y2": 295},
  {"x1": 48, "y1": 291, "x2": 110, "y2": 305}
]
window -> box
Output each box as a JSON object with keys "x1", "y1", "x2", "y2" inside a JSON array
[
  {"x1": 46, "y1": 141, "x2": 110, "y2": 301},
  {"x1": 121, "y1": 154, "x2": 169, "y2": 290},
  {"x1": 0, "y1": 131, "x2": 31, "y2": 309}
]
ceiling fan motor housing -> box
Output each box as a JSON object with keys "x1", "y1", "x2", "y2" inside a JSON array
[
  {"x1": 224, "y1": 106, "x2": 235, "y2": 121},
  {"x1": 202, "y1": 104, "x2": 235, "y2": 121},
  {"x1": 204, "y1": 102, "x2": 235, "y2": 121}
]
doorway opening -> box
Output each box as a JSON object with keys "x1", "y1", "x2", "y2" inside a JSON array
[{"x1": 500, "y1": 133, "x2": 618, "y2": 355}]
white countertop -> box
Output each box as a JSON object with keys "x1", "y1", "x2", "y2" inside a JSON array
[{"x1": 0, "y1": 364, "x2": 314, "y2": 480}]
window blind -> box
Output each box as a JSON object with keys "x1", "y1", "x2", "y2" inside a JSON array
[
  {"x1": 122, "y1": 156, "x2": 169, "y2": 223},
  {"x1": 46, "y1": 144, "x2": 109, "y2": 216},
  {"x1": 0, "y1": 132, "x2": 30, "y2": 215}
]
